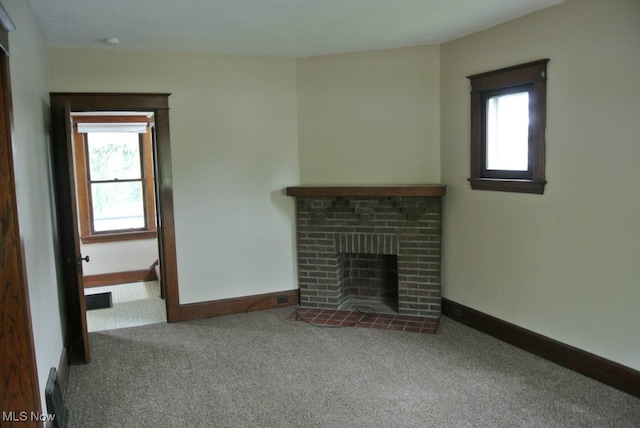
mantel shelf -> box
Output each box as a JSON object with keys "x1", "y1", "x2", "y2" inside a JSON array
[{"x1": 285, "y1": 185, "x2": 446, "y2": 198}]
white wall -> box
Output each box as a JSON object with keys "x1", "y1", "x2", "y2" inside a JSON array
[
  {"x1": 48, "y1": 50, "x2": 300, "y2": 303},
  {"x1": 80, "y1": 239, "x2": 158, "y2": 276},
  {"x1": 4, "y1": 0, "x2": 64, "y2": 413},
  {"x1": 297, "y1": 46, "x2": 440, "y2": 184},
  {"x1": 440, "y1": 0, "x2": 640, "y2": 370}
]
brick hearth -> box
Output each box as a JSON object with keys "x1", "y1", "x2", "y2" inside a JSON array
[
  {"x1": 286, "y1": 307, "x2": 440, "y2": 334},
  {"x1": 286, "y1": 185, "x2": 446, "y2": 319}
]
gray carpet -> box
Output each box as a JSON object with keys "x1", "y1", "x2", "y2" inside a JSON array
[{"x1": 65, "y1": 307, "x2": 640, "y2": 427}]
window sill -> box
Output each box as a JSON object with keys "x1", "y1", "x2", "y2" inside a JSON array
[
  {"x1": 468, "y1": 178, "x2": 546, "y2": 194},
  {"x1": 81, "y1": 230, "x2": 157, "y2": 244}
]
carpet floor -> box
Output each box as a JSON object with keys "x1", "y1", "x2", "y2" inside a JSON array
[{"x1": 64, "y1": 307, "x2": 640, "y2": 427}]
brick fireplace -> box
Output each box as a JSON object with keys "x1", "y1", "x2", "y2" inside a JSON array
[{"x1": 286, "y1": 185, "x2": 446, "y2": 319}]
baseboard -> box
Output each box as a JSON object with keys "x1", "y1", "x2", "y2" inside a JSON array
[
  {"x1": 83, "y1": 269, "x2": 157, "y2": 288},
  {"x1": 441, "y1": 298, "x2": 640, "y2": 398},
  {"x1": 174, "y1": 289, "x2": 299, "y2": 322}
]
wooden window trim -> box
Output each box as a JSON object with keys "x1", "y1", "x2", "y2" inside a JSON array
[
  {"x1": 73, "y1": 116, "x2": 157, "y2": 243},
  {"x1": 467, "y1": 59, "x2": 549, "y2": 194}
]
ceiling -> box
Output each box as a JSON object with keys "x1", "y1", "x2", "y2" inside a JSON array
[{"x1": 26, "y1": 0, "x2": 564, "y2": 58}]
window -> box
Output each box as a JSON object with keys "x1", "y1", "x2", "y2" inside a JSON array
[
  {"x1": 467, "y1": 59, "x2": 549, "y2": 194},
  {"x1": 73, "y1": 116, "x2": 157, "y2": 243}
]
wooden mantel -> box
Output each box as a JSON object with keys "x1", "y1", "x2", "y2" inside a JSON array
[{"x1": 285, "y1": 184, "x2": 446, "y2": 198}]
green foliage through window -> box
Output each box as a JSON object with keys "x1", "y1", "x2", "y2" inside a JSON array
[{"x1": 86, "y1": 133, "x2": 145, "y2": 232}]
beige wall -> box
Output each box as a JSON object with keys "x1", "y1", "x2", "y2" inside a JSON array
[
  {"x1": 5, "y1": 0, "x2": 64, "y2": 413},
  {"x1": 440, "y1": 0, "x2": 640, "y2": 370},
  {"x1": 43, "y1": 0, "x2": 640, "y2": 374},
  {"x1": 80, "y1": 239, "x2": 158, "y2": 276},
  {"x1": 297, "y1": 46, "x2": 440, "y2": 184},
  {"x1": 49, "y1": 49, "x2": 300, "y2": 303}
]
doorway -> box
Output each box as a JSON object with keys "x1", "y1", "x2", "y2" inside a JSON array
[
  {"x1": 50, "y1": 93, "x2": 180, "y2": 363},
  {"x1": 71, "y1": 111, "x2": 166, "y2": 331}
]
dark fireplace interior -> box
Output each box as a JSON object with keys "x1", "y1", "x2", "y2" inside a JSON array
[{"x1": 338, "y1": 253, "x2": 398, "y2": 314}]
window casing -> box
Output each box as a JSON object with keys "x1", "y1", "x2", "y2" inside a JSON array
[
  {"x1": 467, "y1": 59, "x2": 549, "y2": 194},
  {"x1": 73, "y1": 116, "x2": 157, "y2": 243}
]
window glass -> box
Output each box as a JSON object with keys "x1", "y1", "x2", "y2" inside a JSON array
[
  {"x1": 87, "y1": 133, "x2": 141, "y2": 180},
  {"x1": 486, "y1": 91, "x2": 529, "y2": 171},
  {"x1": 86, "y1": 132, "x2": 145, "y2": 232},
  {"x1": 91, "y1": 182, "x2": 145, "y2": 232}
]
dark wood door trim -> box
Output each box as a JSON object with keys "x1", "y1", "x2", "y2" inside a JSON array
[
  {"x1": 50, "y1": 106, "x2": 90, "y2": 363},
  {"x1": 151, "y1": 106, "x2": 181, "y2": 322},
  {"x1": 50, "y1": 93, "x2": 181, "y2": 365},
  {"x1": 0, "y1": 4, "x2": 43, "y2": 421}
]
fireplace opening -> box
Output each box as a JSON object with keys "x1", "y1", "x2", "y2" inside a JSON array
[{"x1": 337, "y1": 253, "x2": 399, "y2": 314}]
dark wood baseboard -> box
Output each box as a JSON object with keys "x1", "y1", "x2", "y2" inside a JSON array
[
  {"x1": 174, "y1": 289, "x2": 299, "y2": 322},
  {"x1": 441, "y1": 298, "x2": 640, "y2": 398},
  {"x1": 83, "y1": 269, "x2": 157, "y2": 288}
]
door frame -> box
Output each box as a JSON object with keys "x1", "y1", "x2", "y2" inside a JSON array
[
  {"x1": 50, "y1": 93, "x2": 180, "y2": 363},
  {"x1": 0, "y1": 5, "x2": 43, "y2": 419}
]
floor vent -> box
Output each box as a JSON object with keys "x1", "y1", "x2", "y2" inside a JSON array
[
  {"x1": 45, "y1": 367, "x2": 68, "y2": 428},
  {"x1": 85, "y1": 292, "x2": 112, "y2": 310}
]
